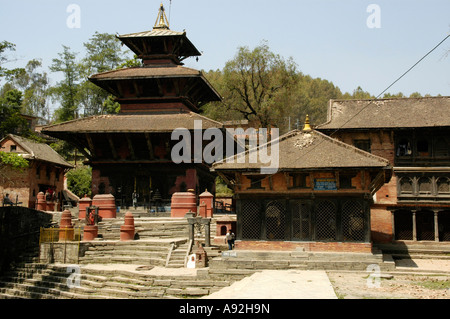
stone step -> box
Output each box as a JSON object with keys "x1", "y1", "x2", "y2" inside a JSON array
[
  {"x1": 0, "y1": 262, "x2": 237, "y2": 300},
  {"x1": 78, "y1": 256, "x2": 166, "y2": 266}
]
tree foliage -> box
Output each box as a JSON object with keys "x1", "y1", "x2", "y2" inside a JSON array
[
  {"x1": 66, "y1": 165, "x2": 92, "y2": 198},
  {"x1": 0, "y1": 89, "x2": 31, "y2": 138},
  {"x1": 49, "y1": 45, "x2": 81, "y2": 122},
  {"x1": 0, "y1": 151, "x2": 29, "y2": 171}
]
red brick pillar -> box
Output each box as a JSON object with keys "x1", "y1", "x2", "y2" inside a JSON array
[
  {"x1": 78, "y1": 195, "x2": 92, "y2": 220},
  {"x1": 83, "y1": 225, "x2": 98, "y2": 241},
  {"x1": 36, "y1": 192, "x2": 46, "y2": 211},
  {"x1": 59, "y1": 209, "x2": 74, "y2": 241},
  {"x1": 171, "y1": 190, "x2": 197, "y2": 218},
  {"x1": 92, "y1": 194, "x2": 116, "y2": 219},
  {"x1": 120, "y1": 211, "x2": 135, "y2": 241},
  {"x1": 199, "y1": 190, "x2": 214, "y2": 218}
]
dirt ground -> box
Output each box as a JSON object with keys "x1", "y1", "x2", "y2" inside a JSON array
[{"x1": 327, "y1": 259, "x2": 450, "y2": 299}]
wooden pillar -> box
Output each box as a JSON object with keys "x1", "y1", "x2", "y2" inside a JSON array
[
  {"x1": 412, "y1": 210, "x2": 417, "y2": 241},
  {"x1": 434, "y1": 210, "x2": 440, "y2": 242}
]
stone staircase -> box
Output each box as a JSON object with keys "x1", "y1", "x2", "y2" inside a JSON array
[
  {"x1": 208, "y1": 249, "x2": 396, "y2": 272},
  {"x1": 375, "y1": 242, "x2": 450, "y2": 260},
  {"x1": 78, "y1": 240, "x2": 187, "y2": 267},
  {"x1": 0, "y1": 263, "x2": 235, "y2": 299}
]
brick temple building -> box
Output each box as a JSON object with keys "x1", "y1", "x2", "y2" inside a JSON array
[
  {"x1": 0, "y1": 134, "x2": 73, "y2": 210},
  {"x1": 317, "y1": 96, "x2": 450, "y2": 243},
  {"x1": 213, "y1": 124, "x2": 392, "y2": 252},
  {"x1": 42, "y1": 4, "x2": 233, "y2": 209}
]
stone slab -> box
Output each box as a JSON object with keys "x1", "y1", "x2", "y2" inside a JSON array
[{"x1": 203, "y1": 270, "x2": 337, "y2": 299}]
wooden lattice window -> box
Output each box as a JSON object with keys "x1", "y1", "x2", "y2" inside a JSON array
[
  {"x1": 315, "y1": 200, "x2": 337, "y2": 241},
  {"x1": 342, "y1": 200, "x2": 365, "y2": 242},
  {"x1": 291, "y1": 201, "x2": 311, "y2": 241},
  {"x1": 241, "y1": 200, "x2": 261, "y2": 240},
  {"x1": 265, "y1": 200, "x2": 286, "y2": 240}
]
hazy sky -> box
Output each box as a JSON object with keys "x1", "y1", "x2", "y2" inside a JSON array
[{"x1": 1, "y1": 0, "x2": 449, "y2": 97}]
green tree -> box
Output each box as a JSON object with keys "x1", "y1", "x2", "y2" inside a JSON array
[
  {"x1": 9, "y1": 59, "x2": 50, "y2": 120},
  {"x1": 219, "y1": 41, "x2": 299, "y2": 128},
  {"x1": 49, "y1": 45, "x2": 81, "y2": 122},
  {"x1": 0, "y1": 41, "x2": 22, "y2": 79},
  {"x1": 78, "y1": 32, "x2": 129, "y2": 116},
  {"x1": 66, "y1": 165, "x2": 92, "y2": 198},
  {"x1": 0, "y1": 89, "x2": 30, "y2": 138}
]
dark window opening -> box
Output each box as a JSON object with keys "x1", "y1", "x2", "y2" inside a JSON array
[
  {"x1": 290, "y1": 174, "x2": 307, "y2": 189},
  {"x1": 354, "y1": 140, "x2": 371, "y2": 153},
  {"x1": 339, "y1": 173, "x2": 357, "y2": 189},
  {"x1": 397, "y1": 139, "x2": 412, "y2": 156},
  {"x1": 247, "y1": 176, "x2": 265, "y2": 190},
  {"x1": 417, "y1": 140, "x2": 430, "y2": 156}
]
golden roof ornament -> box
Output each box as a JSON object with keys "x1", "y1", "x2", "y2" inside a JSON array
[
  {"x1": 154, "y1": 3, "x2": 170, "y2": 30},
  {"x1": 303, "y1": 115, "x2": 312, "y2": 132}
]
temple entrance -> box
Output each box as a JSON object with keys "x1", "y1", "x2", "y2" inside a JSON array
[{"x1": 238, "y1": 197, "x2": 369, "y2": 242}]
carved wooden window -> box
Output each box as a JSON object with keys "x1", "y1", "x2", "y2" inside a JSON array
[
  {"x1": 399, "y1": 177, "x2": 413, "y2": 194},
  {"x1": 437, "y1": 177, "x2": 450, "y2": 194},
  {"x1": 418, "y1": 177, "x2": 432, "y2": 195}
]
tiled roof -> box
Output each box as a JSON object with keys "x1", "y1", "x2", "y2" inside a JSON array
[
  {"x1": 1, "y1": 134, "x2": 73, "y2": 168},
  {"x1": 118, "y1": 29, "x2": 185, "y2": 38},
  {"x1": 213, "y1": 129, "x2": 391, "y2": 171},
  {"x1": 42, "y1": 112, "x2": 225, "y2": 134},
  {"x1": 318, "y1": 96, "x2": 450, "y2": 130},
  {"x1": 89, "y1": 65, "x2": 202, "y2": 80}
]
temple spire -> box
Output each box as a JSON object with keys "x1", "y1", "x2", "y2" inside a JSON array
[
  {"x1": 303, "y1": 115, "x2": 312, "y2": 132},
  {"x1": 154, "y1": 3, "x2": 170, "y2": 30}
]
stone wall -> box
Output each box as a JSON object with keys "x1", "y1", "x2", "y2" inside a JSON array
[{"x1": 0, "y1": 206, "x2": 52, "y2": 274}]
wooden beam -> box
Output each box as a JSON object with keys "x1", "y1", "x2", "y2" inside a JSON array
[
  {"x1": 85, "y1": 134, "x2": 95, "y2": 154},
  {"x1": 145, "y1": 133, "x2": 155, "y2": 160},
  {"x1": 126, "y1": 134, "x2": 136, "y2": 160},
  {"x1": 132, "y1": 80, "x2": 141, "y2": 98},
  {"x1": 107, "y1": 134, "x2": 118, "y2": 160},
  {"x1": 156, "y1": 79, "x2": 164, "y2": 96}
]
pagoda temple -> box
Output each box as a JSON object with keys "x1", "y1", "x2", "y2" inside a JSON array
[{"x1": 43, "y1": 4, "x2": 228, "y2": 209}]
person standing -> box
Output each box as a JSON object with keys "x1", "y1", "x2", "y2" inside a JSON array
[{"x1": 225, "y1": 229, "x2": 235, "y2": 250}]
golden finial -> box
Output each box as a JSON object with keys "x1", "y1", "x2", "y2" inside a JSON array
[
  {"x1": 303, "y1": 115, "x2": 312, "y2": 132},
  {"x1": 154, "y1": 3, "x2": 170, "y2": 29}
]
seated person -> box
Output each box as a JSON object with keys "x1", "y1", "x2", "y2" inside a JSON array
[{"x1": 2, "y1": 194, "x2": 14, "y2": 206}]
